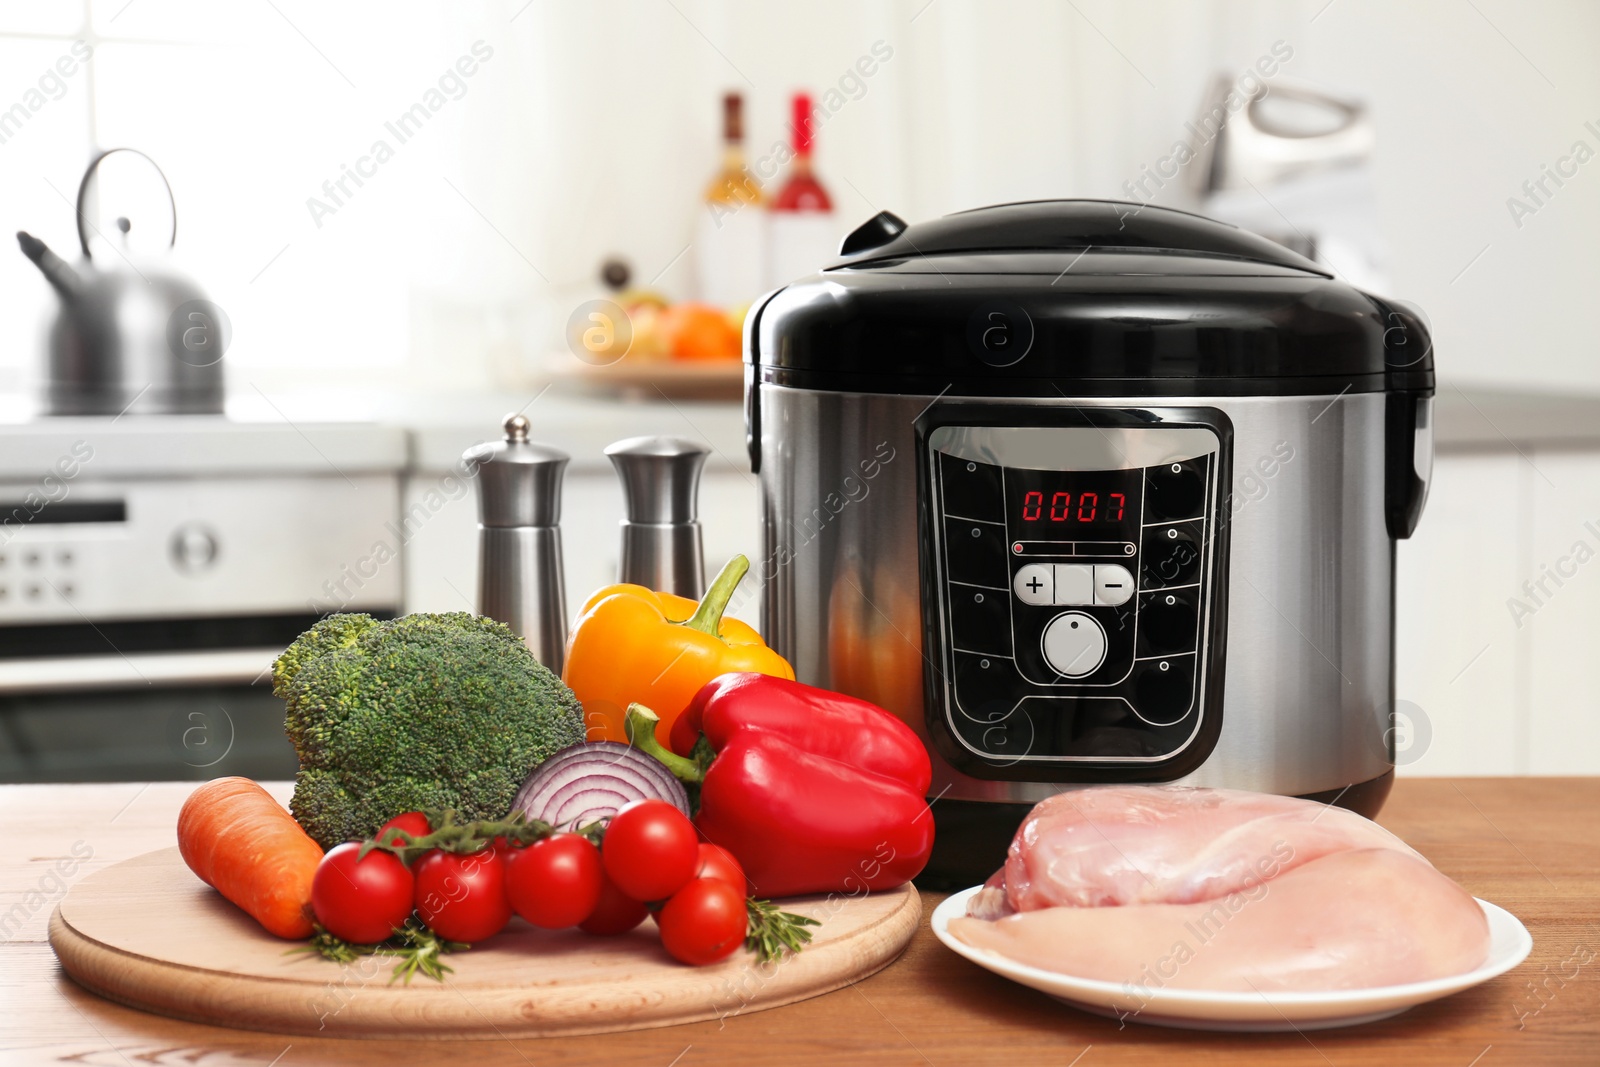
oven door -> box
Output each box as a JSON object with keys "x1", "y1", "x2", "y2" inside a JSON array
[{"x1": 0, "y1": 613, "x2": 359, "y2": 783}]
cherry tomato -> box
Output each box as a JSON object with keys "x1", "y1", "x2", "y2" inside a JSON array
[
  {"x1": 578, "y1": 869, "x2": 650, "y2": 936},
  {"x1": 601, "y1": 800, "x2": 698, "y2": 902},
  {"x1": 658, "y1": 878, "x2": 747, "y2": 966},
  {"x1": 693, "y1": 843, "x2": 747, "y2": 896},
  {"x1": 311, "y1": 842, "x2": 414, "y2": 944},
  {"x1": 375, "y1": 811, "x2": 431, "y2": 850},
  {"x1": 504, "y1": 833, "x2": 604, "y2": 929},
  {"x1": 413, "y1": 848, "x2": 511, "y2": 943}
]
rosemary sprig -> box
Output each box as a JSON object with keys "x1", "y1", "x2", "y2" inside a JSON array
[
  {"x1": 288, "y1": 920, "x2": 468, "y2": 984},
  {"x1": 387, "y1": 922, "x2": 465, "y2": 984},
  {"x1": 292, "y1": 925, "x2": 368, "y2": 965},
  {"x1": 745, "y1": 899, "x2": 821, "y2": 964}
]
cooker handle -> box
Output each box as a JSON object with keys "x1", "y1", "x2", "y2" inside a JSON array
[
  {"x1": 743, "y1": 286, "x2": 785, "y2": 475},
  {"x1": 1385, "y1": 392, "x2": 1432, "y2": 539},
  {"x1": 0, "y1": 647, "x2": 279, "y2": 693},
  {"x1": 839, "y1": 210, "x2": 908, "y2": 256},
  {"x1": 1378, "y1": 297, "x2": 1434, "y2": 540}
]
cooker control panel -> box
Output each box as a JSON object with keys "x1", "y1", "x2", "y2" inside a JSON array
[{"x1": 920, "y1": 417, "x2": 1229, "y2": 780}]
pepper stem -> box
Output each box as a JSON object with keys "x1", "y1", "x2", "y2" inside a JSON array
[
  {"x1": 680, "y1": 554, "x2": 749, "y2": 637},
  {"x1": 625, "y1": 704, "x2": 704, "y2": 783}
]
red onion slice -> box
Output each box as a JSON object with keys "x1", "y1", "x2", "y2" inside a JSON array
[{"x1": 511, "y1": 741, "x2": 689, "y2": 828}]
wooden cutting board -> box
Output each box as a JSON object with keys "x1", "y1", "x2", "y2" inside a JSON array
[{"x1": 49, "y1": 847, "x2": 920, "y2": 1040}]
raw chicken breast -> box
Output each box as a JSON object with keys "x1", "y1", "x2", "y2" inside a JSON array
[
  {"x1": 950, "y1": 848, "x2": 1490, "y2": 992},
  {"x1": 997, "y1": 785, "x2": 1422, "y2": 911},
  {"x1": 966, "y1": 868, "x2": 1014, "y2": 920}
]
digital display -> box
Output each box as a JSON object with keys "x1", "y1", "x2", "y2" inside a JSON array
[
  {"x1": 0, "y1": 500, "x2": 126, "y2": 525},
  {"x1": 1005, "y1": 468, "x2": 1140, "y2": 537},
  {"x1": 1019, "y1": 489, "x2": 1125, "y2": 524}
]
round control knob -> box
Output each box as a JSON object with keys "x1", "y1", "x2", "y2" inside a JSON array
[
  {"x1": 1147, "y1": 464, "x2": 1203, "y2": 520},
  {"x1": 1143, "y1": 594, "x2": 1198, "y2": 653},
  {"x1": 1135, "y1": 662, "x2": 1193, "y2": 724},
  {"x1": 170, "y1": 523, "x2": 219, "y2": 573},
  {"x1": 1041, "y1": 611, "x2": 1107, "y2": 678}
]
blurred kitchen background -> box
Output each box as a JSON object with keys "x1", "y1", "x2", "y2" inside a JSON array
[{"x1": 0, "y1": 0, "x2": 1596, "y2": 782}]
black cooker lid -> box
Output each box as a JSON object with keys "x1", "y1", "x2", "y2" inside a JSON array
[{"x1": 749, "y1": 199, "x2": 1434, "y2": 398}]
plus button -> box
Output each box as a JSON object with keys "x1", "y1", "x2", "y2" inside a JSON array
[{"x1": 1012, "y1": 563, "x2": 1054, "y2": 606}]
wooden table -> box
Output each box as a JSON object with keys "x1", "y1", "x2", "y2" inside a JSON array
[{"x1": 3, "y1": 779, "x2": 1596, "y2": 1066}]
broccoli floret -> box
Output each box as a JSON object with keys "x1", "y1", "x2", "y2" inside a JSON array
[
  {"x1": 275, "y1": 611, "x2": 586, "y2": 849},
  {"x1": 271, "y1": 613, "x2": 376, "y2": 699}
]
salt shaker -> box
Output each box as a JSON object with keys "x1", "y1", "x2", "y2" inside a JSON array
[
  {"x1": 604, "y1": 435, "x2": 709, "y2": 598},
  {"x1": 466, "y1": 414, "x2": 569, "y2": 672}
]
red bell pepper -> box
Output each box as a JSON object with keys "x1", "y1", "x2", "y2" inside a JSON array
[{"x1": 626, "y1": 672, "x2": 934, "y2": 897}]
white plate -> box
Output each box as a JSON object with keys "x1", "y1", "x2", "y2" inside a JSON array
[{"x1": 931, "y1": 886, "x2": 1532, "y2": 1032}]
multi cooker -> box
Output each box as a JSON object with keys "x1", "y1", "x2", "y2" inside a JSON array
[{"x1": 743, "y1": 200, "x2": 1434, "y2": 884}]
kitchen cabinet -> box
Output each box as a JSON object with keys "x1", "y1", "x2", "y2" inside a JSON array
[
  {"x1": 1523, "y1": 451, "x2": 1600, "y2": 773},
  {"x1": 1394, "y1": 453, "x2": 1523, "y2": 774},
  {"x1": 1396, "y1": 443, "x2": 1600, "y2": 776}
]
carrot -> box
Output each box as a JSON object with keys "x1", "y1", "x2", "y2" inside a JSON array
[{"x1": 177, "y1": 777, "x2": 324, "y2": 939}]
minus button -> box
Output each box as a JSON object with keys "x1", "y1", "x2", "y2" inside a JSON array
[{"x1": 1093, "y1": 564, "x2": 1135, "y2": 607}]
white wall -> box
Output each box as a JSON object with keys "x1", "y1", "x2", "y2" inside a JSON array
[{"x1": 2, "y1": 0, "x2": 1597, "y2": 401}]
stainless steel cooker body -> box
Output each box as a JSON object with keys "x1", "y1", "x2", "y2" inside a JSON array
[
  {"x1": 744, "y1": 200, "x2": 1435, "y2": 881},
  {"x1": 755, "y1": 385, "x2": 1401, "y2": 806}
]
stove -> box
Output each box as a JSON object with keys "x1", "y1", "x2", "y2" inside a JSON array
[{"x1": 0, "y1": 416, "x2": 406, "y2": 782}]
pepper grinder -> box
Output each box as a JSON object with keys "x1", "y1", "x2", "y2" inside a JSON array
[
  {"x1": 466, "y1": 414, "x2": 569, "y2": 672},
  {"x1": 604, "y1": 435, "x2": 709, "y2": 597}
]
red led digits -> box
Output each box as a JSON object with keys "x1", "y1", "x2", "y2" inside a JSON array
[{"x1": 1016, "y1": 483, "x2": 1131, "y2": 524}]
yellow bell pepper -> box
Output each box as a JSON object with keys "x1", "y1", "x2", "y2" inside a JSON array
[{"x1": 562, "y1": 554, "x2": 794, "y2": 745}]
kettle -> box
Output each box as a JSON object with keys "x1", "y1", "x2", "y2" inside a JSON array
[{"x1": 17, "y1": 148, "x2": 226, "y2": 416}]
